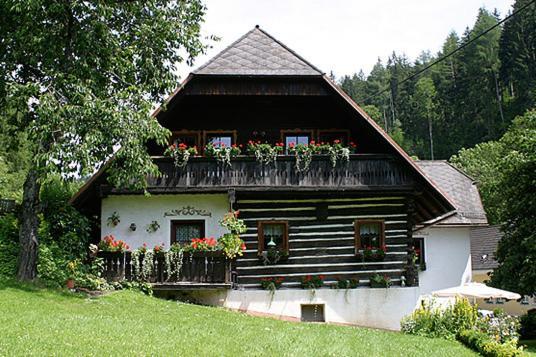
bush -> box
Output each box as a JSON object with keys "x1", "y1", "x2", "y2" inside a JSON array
[
  {"x1": 0, "y1": 213, "x2": 19, "y2": 278},
  {"x1": 520, "y1": 309, "x2": 536, "y2": 339},
  {"x1": 458, "y1": 329, "x2": 523, "y2": 357},
  {"x1": 400, "y1": 298, "x2": 478, "y2": 340}
]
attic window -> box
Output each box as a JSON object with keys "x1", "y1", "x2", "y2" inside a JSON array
[
  {"x1": 170, "y1": 131, "x2": 200, "y2": 148},
  {"x1": 281, "y1": 130, "x2": 313, "y2": 150},
  {"x1": 318, "y1": 130, "x2": 349, "y2": 145},
  {"x1": 205, "y1": 130, "x2": 236, "y2": 148},
  {"x1": 413, "y1": 237, "x2": 426, "y2": 270}
]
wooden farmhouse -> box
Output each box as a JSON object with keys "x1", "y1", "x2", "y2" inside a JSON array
[{"x1": 72, "y1": 26, "x2": 489, "y2": 330}]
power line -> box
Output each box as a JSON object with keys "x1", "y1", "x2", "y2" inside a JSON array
[{"x1": 359, "y1": 0, "x2": 536, "y2": 104}]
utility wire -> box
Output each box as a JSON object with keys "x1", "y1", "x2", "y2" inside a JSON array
[{"x1": 359, "y1": 0, "x2": 536, "y2": 104}]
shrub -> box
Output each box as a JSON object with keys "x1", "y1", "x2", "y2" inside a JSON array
[
  {"x1": 37, "y1": 244, "x2": 69, "y2": 287},
  {"x1": 0, "y1": 213, "x2": 19, "y2": 278},
  {"x1": 458, "y1": 329, "x2": 523, "y2": 357},
  {"x1": 400, "y1": 298, "x2": 479, "y2": 340},
  {"x1": 520, "y1": 309, "x2": 536, "y2": 339}
]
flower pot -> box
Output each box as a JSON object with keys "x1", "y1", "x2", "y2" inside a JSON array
[{"x1": 66, "y1": 279, "x2": 75, "y2": 289}]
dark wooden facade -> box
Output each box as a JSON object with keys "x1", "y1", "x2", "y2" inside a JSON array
[{"x1": 72, "y1": 60, "x2": 455, "y2": 291}]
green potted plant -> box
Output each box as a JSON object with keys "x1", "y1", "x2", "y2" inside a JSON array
[
  {"x1": 66, "y1": 260, "x2": 79, "y2": 289},
  {"x1": 370, "y1": 274, "x2": 392, "y2": 288}
]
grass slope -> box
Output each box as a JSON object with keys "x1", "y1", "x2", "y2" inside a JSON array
[{"x1": 0, "y1": 281, "x2": 476, "y2": 356}]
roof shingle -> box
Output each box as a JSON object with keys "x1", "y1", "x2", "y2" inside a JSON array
[
  {"x1": 470, "y1": 225, "x2": 502, "y2": 270},
  {"x1": 194, "y1": 26, "x2": 322, "y2": 76},
  {"x1": 415, "y1": 161, "x2": 488, "y2": 225}
]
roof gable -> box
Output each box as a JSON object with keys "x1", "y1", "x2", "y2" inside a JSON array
[{"x1": 194, "y1": 26, "x2": 322, "y2": 76}]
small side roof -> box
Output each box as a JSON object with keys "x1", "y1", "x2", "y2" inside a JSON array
[
  {"x1": 470, "y1": 225, "x2": 502, "y2": 271},
  {"x1": 416, "y1": 160, "x2": 488, "y2": 225},
  {"x1": 194, "y1": 26, "x2": 322, "y2": 76}
]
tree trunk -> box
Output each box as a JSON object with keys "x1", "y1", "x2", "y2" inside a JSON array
[
  {"x1": 428, "y1": 116, "x2": 434, "y2": 160},
  {"x1": 17, "y1": 168, "x2": 41, "y2": 281},
  {"x1": 493, "y1": 71, "x2": 505, "y2": 124}
]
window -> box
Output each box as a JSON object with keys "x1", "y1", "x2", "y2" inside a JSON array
[
  {"x1": 354, "y1": 220, "x2": 385, "y2": 253},
  {"x1": 318, "y1": 130, "x2": 350, "y2": 145},
  {"x1": 204, "y1": 130, "x2": 236, "y2": 148},
  {"x1": 170, "y1": 220, "x2": 205, "y2": 245},
  {"x1": 281, "y1": 130, "x2": 314, "y2": 150},
  {"x1": 170, "y1": 131, "x2": 200, "y2": 148},
  {"x1": 257, "y1": 221, "x2": 289, "y2": 255},
  {"x1": 413, "y1": 237, "x2": 426, "y2": 269},
  {"x1": 301, "y1": 304, "x2": 325, "y2": 322}
]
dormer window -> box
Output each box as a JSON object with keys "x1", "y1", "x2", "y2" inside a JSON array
[{"x1": 204, "y1": 130, "x2": 236, "y2": 148}]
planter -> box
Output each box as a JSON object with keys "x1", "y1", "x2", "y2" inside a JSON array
[
  {"x1": 370, "y1": 282, "x2": 387, "y2": 288},
  {"x1": 66, "y1": 279, "x2": 75, "y2": 289},
  {"x1": 183, "y1": 250, "x2": 225, "y2": 259}
]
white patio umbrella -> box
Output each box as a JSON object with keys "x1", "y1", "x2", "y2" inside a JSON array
[{"x1": 432, "y1": 282, "x2": 521, "y2": 300}]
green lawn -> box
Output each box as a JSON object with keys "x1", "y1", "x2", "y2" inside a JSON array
[{"x1": 0, "y1": 281, "x2": 476, "y2": 356}]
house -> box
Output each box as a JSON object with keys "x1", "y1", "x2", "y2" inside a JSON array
[
  {"x1": 71, "y1": 26, "x2": 488, "y2": 330},
  {"x1": 471, "y1": 225, "x2": 536, "y2": 315}
]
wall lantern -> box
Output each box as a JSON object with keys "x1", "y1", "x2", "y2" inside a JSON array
[{"x1": 129, "y1": 223, "x2": 137, "y2": 231}]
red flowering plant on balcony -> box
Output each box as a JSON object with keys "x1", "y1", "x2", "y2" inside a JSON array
[
  {"x1": 98, "y1": 235, "x2": 130, "y2": 253},
  {"x1": 204, "y1": 142, "x2": 241, "y2": 166},
  {"x1": 184, "y1": 237, "x2": 219, "y2": 252},
  {"x1": 246, "y1": 140, "x2": 284, "y2": 165},
  {"x1": 153, "y1": 243, "x2": 165, "y2": 254},
  {"x1": 301, "y1": 275, "x2": 325, "y2": 289},
  {"x1": 165, "y1": 143, "x2": 198, "y2": 168},
  {"x1": 363, "y1": 245, "x2": 387, "y2": 262}
]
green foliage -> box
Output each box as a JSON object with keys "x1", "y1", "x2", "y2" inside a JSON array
[
  {"x1": 36, "y1": 178, "x2": 93, "y2": 287},
  {"x1": 401, "y1": 298, "x2": 479, "y2": 340},
  {"x1": 0, "y1": 214, "x2": 19, "y2": 277},
  {"x1": 520, "y1": 310, "x2": 536, "y2": 340},
  {"x1": 458, "y1": 329, "x2": 524, "y2": 357}
]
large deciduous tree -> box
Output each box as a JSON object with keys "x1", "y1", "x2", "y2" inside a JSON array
[{"x1": 0, "y1": 1, "x2": 209, "y2": 280}]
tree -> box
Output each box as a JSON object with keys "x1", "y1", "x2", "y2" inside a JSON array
[
  {"x1": 451, "y1": 109, "x2": 536, "y2": 295},
  {"x1": 500, "y1": 0, "x2": 536, "y2": 118},
  {"x1": 0, "y1": 1, "x2": 209, "y2": 280},
  {"x1": 490, "y1": 109, "x2": 536, "y2": 295},
  {"x1": 412, "y1": 77, "x2": 439, "y2": 159}
]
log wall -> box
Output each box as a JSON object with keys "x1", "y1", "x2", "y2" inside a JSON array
[{"x1": 234, "y1": 194, "x2": 413, "y2": 288}]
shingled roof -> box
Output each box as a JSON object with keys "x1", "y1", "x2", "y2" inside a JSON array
[
  {"x1": 415, "y1": 161, "x2": 488, "y2": 225},
  {"x1": 471, "y1": 225, "x2": 502, "y2": 271},
  {"x1": 194, "y1": 26, "x2": 322, "y2": 76}
]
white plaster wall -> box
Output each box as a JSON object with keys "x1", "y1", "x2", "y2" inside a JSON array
[
  {"x1": 101, "y1": 194, "x2": 229, "y2": 249},
  {"x1": 183, "y1": 288, "x2": 420, "y2": 330},
  {"x1": 418, "y1": 226, "x2": 472, "y2": 295}
]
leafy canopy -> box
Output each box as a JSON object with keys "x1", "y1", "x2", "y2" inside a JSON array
[{"x1": 0, "y1": 1, "x2": 209, "y2": 188}]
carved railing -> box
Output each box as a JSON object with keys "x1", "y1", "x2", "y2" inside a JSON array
[
  {"x1": 140, "y1": 154, "x2": 414, "y2": 191},
  {"x1": 98, "y1": 251, "x2": 231, "y2": 285}
]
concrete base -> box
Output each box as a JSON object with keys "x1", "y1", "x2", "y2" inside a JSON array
[{"x1": 179, "y1": 287, "x2": 421, "y2": 330}]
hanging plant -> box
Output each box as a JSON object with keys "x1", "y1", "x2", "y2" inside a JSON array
[
  {"x1": 246, "y1": 141, "x2": 284, "y2": 165},
  {"x1": 288, "y1": 143, "x2": 313, "y2": 172},
  {"x1": 165, "y1": 244, "x2": 184, "y2": 281},
  {"x1": 140, "y1": 249, "x2": 155, "y2": 282},
  {"x1": 146, "y1": 220, "x2": 160, "y2": 233},
  {"x1": 165, "y1": 143, "x2": 198, "y2": 168},
  {"x1": 107, "y1": 211, "x2": 120, "y2": 227},
  {"x1": 260, "y1": 247, "x2": 289, "y2": 265},
  {"x1": 204, "y1": 143, "x2": 241, "y2": 166}
]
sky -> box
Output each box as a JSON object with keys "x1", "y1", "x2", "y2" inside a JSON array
[{"x1": 177, "y1": 0, "x2": 515, "y2": 79}]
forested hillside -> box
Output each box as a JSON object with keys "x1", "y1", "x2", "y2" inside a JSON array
[{"x1": 339, "y1": 2, "x2": 535, "y2": 160}]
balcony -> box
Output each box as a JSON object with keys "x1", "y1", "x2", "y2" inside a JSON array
[
  {"x1": 98, "y1": 251, "x2": 232, "y2": 290},
  {"x1": 132, "y1": 154, "x2": 415, "y2": 193}
]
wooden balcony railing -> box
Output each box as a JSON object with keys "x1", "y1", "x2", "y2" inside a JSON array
[
  {"x1": 133, "y1": 154, "x2": 414, "y2": 192},
  {"x1": 98, "y1": 251, "x2": 231, "y2": 288}
]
